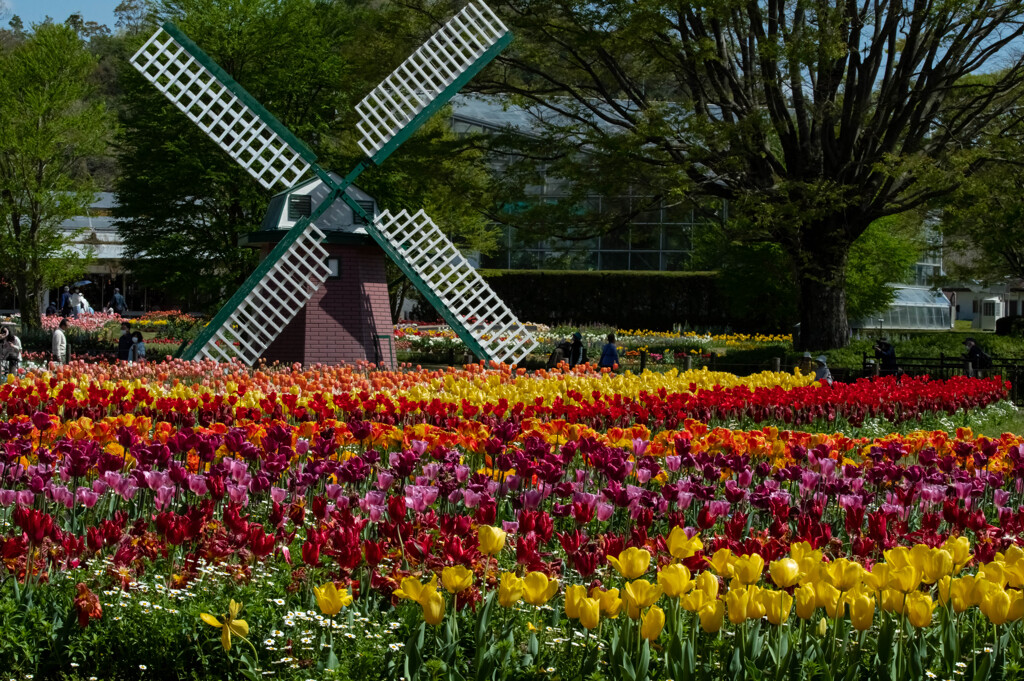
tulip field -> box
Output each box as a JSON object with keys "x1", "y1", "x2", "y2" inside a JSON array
[{"x1": 3, "y1": 360, "x2": 1024, "y2": 680}]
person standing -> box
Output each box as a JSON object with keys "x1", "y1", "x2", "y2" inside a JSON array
[
  {"x1": 963, "y1": 337, "x2": 992, "y2": 377},
  {"x1": 79, "y1": 293, "x2": 94, "y2": 315},
  {"x1": 568, "y1": 331, "x2": 587, "y2": 368},
  {"x1": 59, "y1": 286, "x2": 71, "y2": 316},
  {"x1": 0, "y1": 328, "x2": 21, "y2": 374},
  {"x1": 52, "y1": 319, "x2": 69, "y2": 364},
  {"x1": 69, "y1": 288, "x2": 84, "y2": 317},
  {"x1": 129, "y1": 331, "x2": 146, "y2": 362},
  {"x1": 598, "y1": 333, "x2": 619, "y2": 369},
  {"x1": 108, "y1": 288, "x2": 127, "y2": 315},
  {"x1": 117, "y1": 322, "x2": 133, "y2": 361},
  {"x1": 873, "y1": 338, "x2": 899, "y2": 377}
]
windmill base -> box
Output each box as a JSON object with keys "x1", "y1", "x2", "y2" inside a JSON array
[{"x1": 259, "y1": 243, "x2": 396, "y2": 368}]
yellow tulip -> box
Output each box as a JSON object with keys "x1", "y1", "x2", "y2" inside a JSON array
[
  {"x1": 640, "y1": 604, "x2": 666, "y2": 640},
  {"x1": 936, "y1": 576, "x2": 952, "y2": 606},
  {"x1": 478, "y1": 526, "x2": 507, "y2": 556},
  {"x1": 1004, "y1": 561, "x2": 1024, "y2": 590},
  {"x1": 667, "y1": 526, "x2": 703, "y2": 560},
  {"x1": 682, "y1": 587, "x2": 711, "y2": 613},
  {"x1": 726, "y1": 586, "x2": 752, "y2": 625},
  {"x1": 884, "y1": 547, "x2": 911, "y2": 570},
  {"x1": 981, "y1": 587, "x2": 1012, "y2": 626},
  {"x1": 565, "y1": 584, "x2": 587, "y2": 619},
  {"x1": 200, "y1": 599, "x2": 249, "y2": 652},
  {"x1": 523, "y1": 572, "x2": 559, "y2": 606},
  {"x1": 998, "y1": 545, "x2": 1024, "y2": 565},
  {"x1": 313, "y1": 582, "x2": 353, "y2": 616},
  {"x1": 795, "y1": 583, "x2": 817, "y2": 620},
  {"x1": 441, "y1": 566, "x2": 474, "y2": 595},
  {"x1": 607, "y1": 547, "x2": 652, "y2": 580},
  {"x1": 943, "y1": 536, "x2": 973, "y2": 571},
  {"x1": 745, "y1": 585, "x2": 766, "y2": 619},
  {"x1": 624, "y1": 579, "x2": 663, "y2": 619},
  {"x1": 879, "y1": 588, "x2": 904, "y2": 614},
  {"x1": 862, "y1": 563, "x2": 890, "y2": 594},
  {"x1": 591, "y1": 586, "x2": 624, "y2": 618},
  {"x1": 979, "y1": 561, "x2": 1009, "y2": 589},
  {"x1": 579, "y1": 597, "x2": 601, "y2": 630},
  {"x1": 708, "y1": 548, "x2": 736, "y2": 578},
  {"x1": 695, "y1": 571, "x2": 720, "y2": 600},
  {"x1": 815, "y1": 582, "x2": 842, "y2": 619},
  {"x1": 949, "y1": 576, "x2": 978, "y2": 613},
  {"x1": 922, "y1": 548, "x2": 953, "y2": 584},
  {"x1": 658, "y1": 564, "x2": 693, "y2": 598},
  {"x1": 797, "y1": 558, "x2": 825, "y2": 586},
  {"x1": 826, "y1": 558, "x2": 863, "y2": 591},
  {"x1": 421, "y1": 588, "x2": 446, "y2": 626},
  {"x1": 905, "y1": 592, "x2": 934, "y2": 628},
  {"x1": 1009, "y1": 589, "x2": 1024, "y2": 622},
  {"x1": 498, "y1": 572, "x2": 524, "y2": 608},
  {"x1": 849, "y1": 593, "x2": 875, "y2": 631},
  {"x1": 395, "y1": 574, "x2": 439, "y2": 605},
  {"x1": 760, "y1": 589, "x2": 793, "y2": 626},
  {"x1": 698, "y1": 599, "x2": 725, "y2": 632},
  {"x1": 816, "y1": 618, "x2": 828, "y2": 636},
  {"x1": 887, "y1": 565, "x2": 922, "y2": 594},
  {"x1": 733, "y1": 554, "x2": 765, "y2": 586},
  {"x1": 790, "y1": 542, "x2": 822, "y2": 564},
  {"x1": 769, "y1": 558, "x2": 800, "y2": 588}
]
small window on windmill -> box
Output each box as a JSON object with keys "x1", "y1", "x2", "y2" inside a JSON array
[
  {"x1": 352, "y1": 200, "x2": 375, "y2": 226},
  {"x1": 288, "y1": 195, "x2": 312, "y2": 221}
]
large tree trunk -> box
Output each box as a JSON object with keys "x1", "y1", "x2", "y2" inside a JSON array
[
  {"x1": 794, "y1": 227, "x2": 852, "y2": 351},
  {"x1": 15, "y1": 273, "x2": 41, "y2": 330}
]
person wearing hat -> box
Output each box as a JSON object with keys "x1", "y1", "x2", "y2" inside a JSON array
[
  {"x1": 813, "y1": 354, "x2": 833, "y2": 386},
  {"x1": 568, "y1": 331, "x2": 587, "y2": 368},
  {"x1": 873, "y1": 338, "x2": 898, "y2": 377},
  {"x1": 0, "y1": 327, "x2": 21, "y2": 374},
  {"x1": 962, "y1": 337, "x2": 992, "y2": 378}
]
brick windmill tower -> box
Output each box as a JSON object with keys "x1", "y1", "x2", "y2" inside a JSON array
[{"x1": 130, "y1": 3, "x2": 537, "y2": 367}]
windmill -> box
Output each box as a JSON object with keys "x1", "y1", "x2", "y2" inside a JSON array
[{"x1": 129, "y1": 2, "x2": 537, "y2": 367}]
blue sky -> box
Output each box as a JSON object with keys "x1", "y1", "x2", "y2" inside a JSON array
[{"x1": 8, "y1": 0, "x2": 119, "y2": 28}]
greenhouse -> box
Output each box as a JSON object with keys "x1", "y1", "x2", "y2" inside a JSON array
[{"x1": 854, "y1": 285, "x2": 953, "y2": 330}]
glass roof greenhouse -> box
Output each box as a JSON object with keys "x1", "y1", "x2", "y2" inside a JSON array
[{"x1": 853, "y1": 285, "x2": 952, "y2": 330}]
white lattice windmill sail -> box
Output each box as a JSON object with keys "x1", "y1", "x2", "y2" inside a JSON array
[
  {"x1": 191, "y1": 221, "x2": 330, "y2": 364},
  {"x1": 374, "y1": 209, "x2": 537, "y2": 365},
  {"x1": 130, "y1": 24, "x2": 315, "y2": 190},
  {"x1": 356, "y1": 2, "x2": 511, "y2": 163}
]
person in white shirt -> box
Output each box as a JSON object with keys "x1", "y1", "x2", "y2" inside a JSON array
[
  {"x1": 78, "y1": 294, "x2": 93, "y2": 315},
  {"x1": 52, "y1": 319, "x2": 68, "y2": 364},
  {"x1": 68, "y1": 288, "x2": 82, "y2": 317}
]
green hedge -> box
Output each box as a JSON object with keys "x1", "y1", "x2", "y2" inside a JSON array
[{"x1": 479, "y1": 270, "x2": 726, "y2": 329}]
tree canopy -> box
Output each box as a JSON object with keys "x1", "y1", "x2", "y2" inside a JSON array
[
  {"x1": 0, "y1": 23, "x2": 110, "y2": 328},
  {"x1": 455, "y1": 0, "x2": 1024, "y2": 348}
]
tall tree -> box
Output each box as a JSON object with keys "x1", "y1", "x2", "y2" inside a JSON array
[
  {"x1": 452, "y1": 0, "x2": 1024, "y2": 348},
  {"x1": 0, "y1": 23, "x2": 110, "y2": 328},
  {"x1": 115, "y1": 0, "x2": 496, "y2": 314}
]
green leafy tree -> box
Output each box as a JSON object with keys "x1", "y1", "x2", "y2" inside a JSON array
[
  {"x1": 115, "y1": 0, "x2": 496, "y2": 315},
  {"x1": 0, "y1": 23, "x2": 110, "y2": 328},
  {"x1": 454, "y1": 0, "x2": 1024, "y2": 348}
]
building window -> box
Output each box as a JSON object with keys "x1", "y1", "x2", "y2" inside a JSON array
[
  {"x1": 973, "y1": 300, "x2": 979, "y2": 314},
  {"x1": 288, "y1": 195, "x2": 312, "y2": 221},
  {"x1": 1011, "y1": 300, "x2": 1019, "y2": 317},
  {"x1": 352, "y1": 200, "x2": 375, "y2": 225}
]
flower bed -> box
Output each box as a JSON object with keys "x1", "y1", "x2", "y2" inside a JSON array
[{"x1": 0, "y1": 363, "x2": 1021, "y2": 680}]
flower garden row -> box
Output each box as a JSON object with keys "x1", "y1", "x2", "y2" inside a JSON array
[
  {"x1": 0, "y1": 362, "x2": 1021, "y2": 680},
  {"x1": 0, "y1": 360, "x2": 1009, "y2": 430}
]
